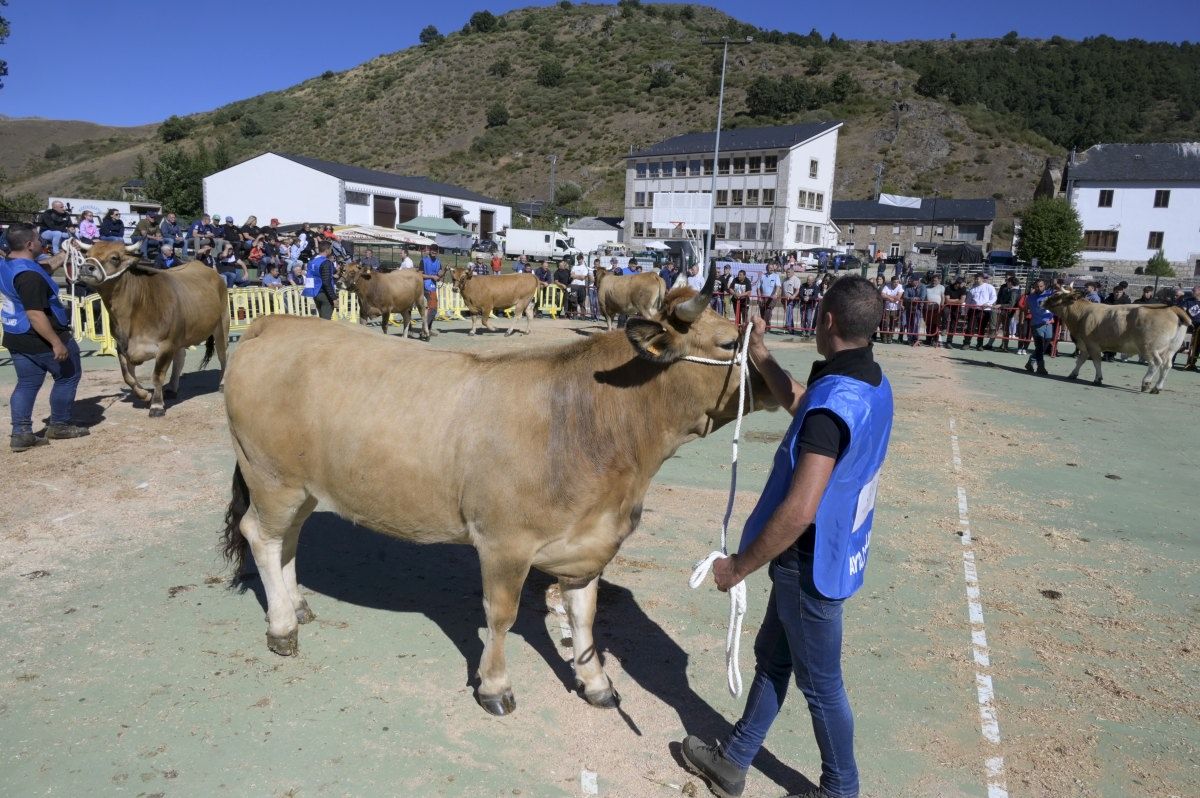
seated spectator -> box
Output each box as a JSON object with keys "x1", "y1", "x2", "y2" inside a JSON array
[
  {"x1": 261, "y1": 218, "x2": 280, "y2": 242},
  {"x1": 220, "y1": 216, "x2": 241, "y2": 257},
  {"x1": 287, "y1": 262, "x2": 306, "y2": 287},
  {"x1": 187, "y1": 214, "x2": 216, "y2": 253},
  {"x1": 260, "y1": 264, "x2": 283, "y2": 288},
  {"x1": 216, "y1": 249, "x2": 249, "y2": 288},
  {"x1": 361, "y1": 248, "x2": 381, "y2": 271},
  {"x1": 76, "y1": 210, "x2": 99, "y2": 244},
  {"x1": 153, "y1": 244, "x2": 182, "y2": 269},
  {"x1": 37, "y1": 201, "x2": 74, "y2": 254},
  {"x1": 239, "y1": 216, "x2": 260, "y2": 254},
  {"x1": 133, "y1": 212, "x2": 163, "y2": 259},
  {"x1": 98, "y1": 208, "x2": 126, "y2": 242},
  {"x1": 159, "y1": 212, "x2": 188, "y2": 257}
]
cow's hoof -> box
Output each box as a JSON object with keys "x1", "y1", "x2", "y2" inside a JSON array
[
  {"x1": 583, "y1": 683, "x2": 621, "y2": 710},
  {"x1": 1150, "y1": 387, "x2": 1161, "y2": 395},
  {"x1": 266, "y1": 629, "x2": 298, "y2": 657},
  {"x1": 1093, "y1": 379, "x2": 1103, "y2": 386},
  {"x1": 149, "y1": 407, "x2": 166, "y2": 418},
  {"x1": 1067, "y1": 374, "x2": 1078, "y2": 381},
  {"x1": 505, "y1": 330, "x2": 516, "y2": 337},
  {"x1": 163, "y1": 388, "x2": 178, "y2": 400},
  {"x1": 295, "y1": 602, "x2": 316, "y2": 624},
  {"x1": 477, "y1": 688, "x2": 516, "y2": 716}
]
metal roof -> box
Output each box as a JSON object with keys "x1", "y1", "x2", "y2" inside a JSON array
[
  {"x1": 273, "y1": 152, "x2": 508, "y2": 207},
  {"x1": 567, "y1": 216, "x2": 623, "y2": 231},
  {"x1": 831, "y1": 198, "x2": 996, "y2": 222},
  {"x1": 1066, "y1": 142, "x2": 1200, "y2": 182},
  {"x1": 629, "y1": 121, "x2": 842, "y2": 159}
]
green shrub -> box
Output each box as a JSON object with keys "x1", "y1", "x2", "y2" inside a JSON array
[
  {"x1": 536, "y1": 60, "x2": 565, "y2": 87},
  {"x1": 486, "y1": 102, "x2": 509, "y2": 128}
]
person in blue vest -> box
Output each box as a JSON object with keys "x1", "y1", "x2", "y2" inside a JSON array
[
  {"x1": 301, "y1": 239, "x2": 338, "y2": 320},
  {"x1": 681, "y1": 275, "x2": 893, "y2": 798},
  {"x1": 0, "y1": 223, "x2": 90, "y2": 452},
  {"x1": 1024, "y1": 277, "x2": 1055, "y2": 377},
  {"x1": 421, "y1": 246, "x2": 443, "y2": 335}
]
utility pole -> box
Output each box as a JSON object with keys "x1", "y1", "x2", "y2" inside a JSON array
[
  {"x1": 700, "y1": 36, "x2": 753, "y2": 276},
  {"x1": 548, "y1": 154, "x2": 558, "y2": 224}
]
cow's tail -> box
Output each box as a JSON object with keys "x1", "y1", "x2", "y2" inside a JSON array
[
  {"x1": 221, "y1": 462, "x2": 253, "y2": 586},
  {"x1": 199, "y1": 336, "x2": 216, "y2": 370},
  {"x1": 1169, "y1": 306, "x2": 1193, "y2": 329}
]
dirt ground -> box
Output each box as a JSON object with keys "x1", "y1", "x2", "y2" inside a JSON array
[{"x1": 1, "y1": 318, "x2": 1196, "y2": 798}]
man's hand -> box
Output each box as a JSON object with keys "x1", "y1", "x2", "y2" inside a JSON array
[
  {"x1": 51, "y1": 340, "x2": 69, "y2": 362},
  {"x1": 748, "y1": 315, "x2": 768, "y2": 357},
  {"x1": 712, "y1": 554, "x2": 744, "y2": 592}
]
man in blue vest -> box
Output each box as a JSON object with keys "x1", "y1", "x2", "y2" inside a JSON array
[
  {"x1": 422, "y1": 246, "x2": 443, "y2": 335},
  {"x1": 681, "y1": 275, "x2": 892, "y2": 798},
  {"x1": 1024, "y1": 278, "x2": 1055, "y2": 376},
  {"x1": 0, "y1": 224, "x2": 90, "y2": 451},
  {"x1": 302, "y1": 240, "x2": 338, "y2": 320}
]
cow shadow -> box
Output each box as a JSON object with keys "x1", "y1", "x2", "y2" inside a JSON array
[
  {"x1": 118, "y1": 365, "x2": 225, "y2": 410},
  {"x1": 945, "y1": 356, "x2": 1141, "y2": 392},
  {"x1": 241, "y1": 512, "x2": 814, "y2": 795}
]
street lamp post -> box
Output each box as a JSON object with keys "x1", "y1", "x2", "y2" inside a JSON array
[{"x1": 701, "y1": 36, "x2": 752, "y2": 277}]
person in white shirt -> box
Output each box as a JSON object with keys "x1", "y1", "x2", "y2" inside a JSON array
[
  {"x1": 880, "y1": 276, "x2": 904, "y2": 343},
  {"x1": 757, "y1": 265, "x2": 782, "y2": 331},
  {"x1": 782, "y1": 267, "x2": 803, "y2": 334},
  {"x1": 965, "y1": 273, "x2": 998, "y2": 350},
  {"x1": 569, "y1": 257, "x2": 589, "y2": 319},
  {"x1": 685, "y1": 265, "x2": 706, "y2": 293},
  {"x1": 923, "y1": 274, "x2": 946, "y2": 346},
  {"x1": 399, "y1": 248, "x2": 414, "y2": 269}
]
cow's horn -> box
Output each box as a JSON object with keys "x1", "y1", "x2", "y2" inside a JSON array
[
  {"x1": 125, "y1": 242, "x2": 141, "y2": 254},
  {"x1": 674, "y1": 267, "x2": 715, "y2": 323},
  {"x1": 74, "y1": 239, "x2": 92, "y2": 251}
]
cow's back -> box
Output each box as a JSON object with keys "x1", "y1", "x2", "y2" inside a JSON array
[
  {"x1": 361, "y1": 269, "x2": 423, "y2": 313},
  {"x1": 462, "y1": 273, "x2": 539, "y2": 310}
]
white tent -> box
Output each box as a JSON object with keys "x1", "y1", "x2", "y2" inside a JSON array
[{"x1": 334, "y1": 225, "x2": 435, "y2": 247}]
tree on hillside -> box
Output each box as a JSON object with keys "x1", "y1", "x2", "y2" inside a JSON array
[
  {"x1": 468, "y1": 11, "x2": 497, "y2": 33},
  {"x1": 536, "y1": 60, "x2": 565, "y2": 87},
  {"x1": 145, "y1": 144, "x2": 216, "y2": 218},
  {"x1": 1015, "y1": 198, "x2": 1083, "y2": 269},
  {"x1": 488, "y1": 58, "x2": 512, "y2": 77},
  {"x1": 0, "y1": 0, "x2": 9, "y2": 90},
  {"x1": 648, "y1": 67, "x2": 672, "y2": 91},
  {"x1": 44, "y1": 143, "x2": 63, "y2": 160},
  {"x1": 239, "y1": 116, "x2": 262, "y2": 137},
  {"x1": 486, "y1": 102, "x2": 509, "y2": 128},
  {"x1": 1145, "y1": 250, "x2": 1175, "y2": 279},
  {"x1": 419, "y1": 25, "x2": 442, "y2": 45},
  {"x1": 159, "y1": 115, "x2": 194, "y2": 143}
]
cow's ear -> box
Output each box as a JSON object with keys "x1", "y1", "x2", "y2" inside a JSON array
[
  {"x1": 626, "y1": 317, "x2": 682, "y2": 364},
  {"x1": 361, "y1": 271, "x2": 372, "y2": 280}
]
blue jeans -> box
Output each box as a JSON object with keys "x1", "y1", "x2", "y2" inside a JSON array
[
  {"x1": 1028, "y1": 322, "x2": 1053, "y2": 367},
  {"x1": 723, "y1": 558, "x2": 858, "y2": 798},
  {"x1": 9, "y1": 338, "x2": 83, "y2": 435},
  {"x1": 40, "y1": 230, "x2": 71, "y2": 254}
]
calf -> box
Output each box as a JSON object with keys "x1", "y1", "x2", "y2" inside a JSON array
[
  {"x1": 340, "y1": 262, "x2": 428, "y2": 340},
  {"x1": 594, "y1": 269, "x2": 666, "y2": 330},
  {"x1": 451, "y1": 269, "x2": 539, "y2": 335}
]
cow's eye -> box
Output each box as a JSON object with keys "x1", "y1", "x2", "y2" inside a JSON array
[{"x1": 718, "y1": 340, "x2": 738, "y2": 351}]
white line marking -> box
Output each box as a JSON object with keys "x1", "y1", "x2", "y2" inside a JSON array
[
  {"x1": 948, "y1": 419, "x2": 1009, "y2": 798},
  {"x1": 580, "y1": 768, "x2": 599, "y2": 795}
]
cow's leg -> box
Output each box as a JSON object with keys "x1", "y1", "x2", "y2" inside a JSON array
[
  {"x1": 506, "y1": 300, "x2": 524, "y2": 336},
  {"x1": 475, "y1": 547, "x2": 531, "y2": 715},
  {"x1": 281, "y1": 494, "x2": 318, "y2": 624},
  {"x1": 380, "y1": 310, "x2": 390, "y2": 336},
  {"x1": 1141, "y1": 349, "x2": 1160, "y2": 392},
  {"x1": 1067, "y1": 347, "x2": 1087, "y2": 380},
  {"x1": 118, "y1": 349, "x2": 152, "y2": 403},
  {"x1": 148, "y1": 350, "x2": 175, "y2": 417},
  {"x1": 166, "y1": 349, "x2": 186, "y2": 396},
  {"x1": 478, "y1": 306, "x2": 494, "y2": 334},
  {"x1": 239, "y1": 489, "x2": 309, "y2": 656},
  {"x1": 524, "y1": 301, "x2": 535, "y2": 335},
  {"x1": 559, "y1": 576, "x2": 619, "y2": 709},
  {"x1": 1088, "y1": 345, "x2": 1104, "y2": 385},
  {"x1": 416, "y1": 295, "x2": 429, "y2": 340}
]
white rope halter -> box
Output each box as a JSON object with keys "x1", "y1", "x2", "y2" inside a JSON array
[
  {"x1": 685, "y1": 320, "x2": 754, "y2": 697},
  {"x1": 64, "y1": 244, "x2": 111, "y2": 283}
]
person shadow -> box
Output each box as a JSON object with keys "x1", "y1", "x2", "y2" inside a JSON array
[{"x1": 238, "y1": 512, "x2": 815, "y2": 795}]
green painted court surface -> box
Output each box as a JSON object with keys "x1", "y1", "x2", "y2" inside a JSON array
[{"x1": 1, "y1": 322, "x2": 1196, "y2": 797}]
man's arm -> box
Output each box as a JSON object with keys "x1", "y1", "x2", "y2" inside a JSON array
[
  {"x1": 26, "y1": 309, "x2": 69, "y2": 361},
  {"x1": 713, "y1": 450, "x2": 836, "y2": 590},
  {"x1": 747, "y1": 316, "x2": 806, "y2": 415}
]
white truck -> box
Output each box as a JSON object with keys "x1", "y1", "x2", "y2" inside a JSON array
[{"x1": 500, "y1": 229, "x2": 581, "y2": 262}]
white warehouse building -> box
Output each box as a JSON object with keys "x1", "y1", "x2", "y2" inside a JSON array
[
  {"x1": 203, "y1": 152, "x2": 511, "y2": 239},
  {"x1": 624, "y1": 121, "x2": 842, "y2": 254},
  {"x1": 1061, "y1": 142, "x2": 1200, "y2": 275}
]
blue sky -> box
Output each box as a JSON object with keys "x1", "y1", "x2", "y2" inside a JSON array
[{"x1": 2, "y1": 0, "x2": 1197, "y2": 126}]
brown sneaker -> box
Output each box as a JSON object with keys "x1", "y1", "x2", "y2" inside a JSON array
[
  {"x1": 10, "y1": 432, "x2": 49, "y2": 452},
  {"x1": 45, "y1": 424, "x2": 91, "y2": 440}
]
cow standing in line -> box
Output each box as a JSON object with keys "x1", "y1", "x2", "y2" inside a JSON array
[
  {"x1": 1044, "y1": 286, "x2": 1191, "y2": 393},
  {"x1": 450, "y1": 268, "x2": 539, "y2": 335},
  {"x1": 339, "y1": 262, "x2": 429, "y2": 340},
  {"x1": 72, "y1": 240, "x2": 228, "y2": 415},
  {"x1": 594, "y1": 268, "x2": 666, "y2": 330},
  {"x1": 219, "y1": 272, "x2": 777, "y2": 715}
]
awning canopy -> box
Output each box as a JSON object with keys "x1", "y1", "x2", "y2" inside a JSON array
[
  {"x1": 394, "y1": 216, "x2": 472, "y2": 236},
  {"x1": 334, "y1": 225, "x2": 435, "y2": 246},
  {"x1": 642, "y1": 241, "x2": 671, "y2": 251}
]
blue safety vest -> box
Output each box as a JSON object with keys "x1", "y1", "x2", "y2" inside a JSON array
[
  {"x1": 422, "y1": 256, "x2": 441, "y2": 293},
  {"x1": 302, "y1": 255, "x2": 326, "y2": 298},
  {"x1": 738, "y1": 373, "x2": 894, "y2": 599},
  {"x1": 1, "y1": 257, "x2": 70, "y2": 334}
]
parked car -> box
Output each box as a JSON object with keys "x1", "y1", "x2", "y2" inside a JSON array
[{"x1": 472, "y1": 238, "x2": 500, "y2": 254}]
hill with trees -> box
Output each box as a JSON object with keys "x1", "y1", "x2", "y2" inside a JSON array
[{"x1": 2, "y1": 3, "x2": 1197, "y2": 236}]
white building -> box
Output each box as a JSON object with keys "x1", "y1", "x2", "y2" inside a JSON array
[
  {"x1": 1061, "y1": 142, "x2": 1200, "y2": 275},
  {"x1": 565, "y1": 216, "x2": 624, "y2": 253},
  {"x1": 624, "y1": 121, "x2": 842, "y2": 254},
  {"x1": 203, "y1": 152, "x2": 511, "y2": 239}
]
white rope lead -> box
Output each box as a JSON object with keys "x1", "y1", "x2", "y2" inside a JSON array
[{"x1": 685, "y1": 320, "x2": 754, "y2": 697}]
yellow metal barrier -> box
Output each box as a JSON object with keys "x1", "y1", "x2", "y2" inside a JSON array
[
  {"x1": 537, "y1": 284, "x2": 566, "y2": 319},
  {"x1": 436, "y1": 283, "x2": 468, "y2": 321},
  {"x1": 227, "y1": 286, "x2": 359, "y2": 333},
  {"x1": 63, "y1": 292, "x2": 117, "y2": 356}
]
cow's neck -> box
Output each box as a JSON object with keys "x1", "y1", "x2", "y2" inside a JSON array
[{"x1": 98, "y1": 269, "x2": 159, "y2": 319}]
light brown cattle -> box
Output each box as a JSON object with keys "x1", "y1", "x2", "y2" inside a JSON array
[
  {"x1": 450, "y1": 268, "x2": 539, "y2": 335},
  {"x1": 1044, "y1": 287, "x2": 1191, "y2": 393},
  {"x1": 220, "y1": 272, "x2": 777, "y2": 715},
  {"x1": 594, "y1": 268, "x2": 666, "y2": 330},
  {"x1": 73, "y1": 240, "x2": 229, "y2": 415},
  {"x1": 339, "y1": 262, "x2": 428, "y2": 340}
]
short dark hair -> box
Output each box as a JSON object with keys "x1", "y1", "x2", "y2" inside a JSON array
[
  {"x1": 6, "y1": 222, "x2": 37, "y2": 252},
  {"x1": 821, "y1": 276, "x2": 884, "y2": 341},
  {"x1": 317, "y1": 240, "x2": 332, "y2": 252}
]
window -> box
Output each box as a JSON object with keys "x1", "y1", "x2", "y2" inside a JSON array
[
  {"x1": 646, "y1": 192, "x2": 654, "y2": 208},
  {"x1": 809, "y1": 159, "x2": 819, "y2": 179},
  {"x1": 676, "y1": 160, "x2": 687, "y2": 176},
  {"x1": 892, "y1": 224, "x2": 901, "y2": 234},
  {"x1": 797, "y1": 191, "x2": 825, "y2": 211},
  {"x1": 661, "y1": 161, "x2": 673, "y2": 177},
  {"x1": 749, "y1": 156, "x2": 762, "y2": 173},
  {"x1": 345, "y1": 191, "x2": 369, "y2": 205},
  {"x1": 713, "y1": 222, "x2": 726, "y2": 239},
  {"x1": 703, "y1": 159, "x2": 714, "y2": 176},
  {"x1": 1154, "y1": 190, "x2": 1170, "y2": 208},
  {"x1": 633, "y1": 222, "x2": 645, "y2": 237},
  {"x1": 934, "y1": 225, "x2": 945, "y2": 236},
  {"x1": 868, "y1": 224, "x2": 877, "y2": 235},
  {"x1": 1098, "y1": 189, "x2": 1114, "y2": 207},
  {"x1": 764, "y1": 155, "x2": 778, "y2": 173},
  {"x1": 715, "y1": 190, "x2": 728, "y2": 207},
  {"x1": 760, "y1": 223, "x2": 772, "y2": 241},
  {"x1": 1148, "y1": 231, "x2": 1164, "y2": 249},
  {"x1": 746, "y1": 189, "x2": 759, "y2": 206},
  {"x1": 889, "y1": 242, "x2": 900, "y2": 257},
  {"x1": 847, "y1": 223, "x2": 855, "y2": 235},
  {"x1": 815, "y1": 193, "x2": 823, "y2": 211},
  {"x1": 731, "y1": 189, "x2": 744, "y2": 207},
  {"x1": 718, "y1": 158, "x2": 731, "y2": 175},
  {"x1": 636, "y1": 163, "x2": 647, "y2": 178},
  {"x1": 648, "y1": 161, "x2": 660, "y2": 178},
  {"x1": 914, "y1": 225, "x2": 923, "y2": 236},
  {"x1": 733, "y1": 157, "x2": 746, "y2": 174},
  {"x1": 1083, "y1": 230, "x2": 1118, "y2": 251},
  {"x1": 728, "y1": 223, "x2": 741, "y2": 240},
  {"x1": 742, "y1": 224, "x2": 756, "y2": 241},
  {"x1": 690, "y1": 159, "x2": 702, "y2": 176},
  {"x1": 634, "y1": 192, "x2": 646, "y2": 208},
  {"x1": 795, "y1": 224, "x2": 820, "y2": 244},
  {"x1": 762, "y1": 188, "x2": 776, "y2": 206}
]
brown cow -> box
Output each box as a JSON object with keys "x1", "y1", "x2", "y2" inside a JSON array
[
  {"x1": 220, "y1": 271, "x2": 777, "y2": 715},
  {"x1": 339, "y1": 262, "x2": 428, "y2": 340},
  {"x1": 450, "y1": 268, "x2": 539, "y2": 335},
  {"x1": 594, "y1": 268, "x2": 666, "y2": 330},
  {"x1": 1044, "y1": 286, "x2": 1191, "y2": 393},
  {"x1": 72, "y1": 240, "x2": 229, "y2": 415}
]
